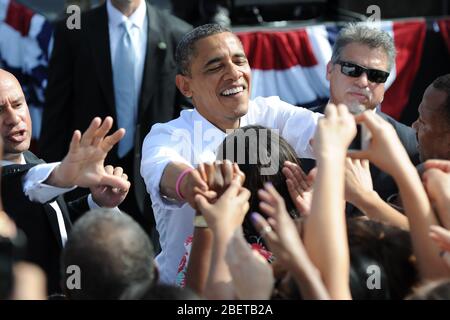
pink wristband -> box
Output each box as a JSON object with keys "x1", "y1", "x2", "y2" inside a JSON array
[{"x1": 175, "y1": 168, "x2": 193, "y2": 200}]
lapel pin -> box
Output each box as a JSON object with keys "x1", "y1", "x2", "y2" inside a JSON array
[{"x1": 158, "y1": 42, "x2": 167, "y2": 50}]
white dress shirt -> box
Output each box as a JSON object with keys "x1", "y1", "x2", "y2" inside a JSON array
[
  {"x1": 141, "y1": 96, "x2": 321, "y2": 284},
  {"x1": 107, "y1": 0, "x2": 147, "y2": 103}
]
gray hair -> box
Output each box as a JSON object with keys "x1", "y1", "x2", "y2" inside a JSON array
[
  {"x1": 331, "y1": 23, "x2": 396, "y2": 71},
  {"x1": 175, "y1": 23, "x2": 232, "y2": 76}
]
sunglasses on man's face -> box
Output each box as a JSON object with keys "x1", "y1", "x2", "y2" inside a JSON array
[{"x1": 336, "y1": 60, "x2": 390, "y2": 84}]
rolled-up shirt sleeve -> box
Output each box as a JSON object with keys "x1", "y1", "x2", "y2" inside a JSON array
[
  {"x1": 23, "y1": 162, "x2": 76, "y2": 203},
  {"x1": 141, "y1": 123, "x2": 193, "y2": 210}
]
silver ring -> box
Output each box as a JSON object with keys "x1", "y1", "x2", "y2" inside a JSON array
[{"x1": 260, "y1": 225, "x2": 273, "y2": 237}]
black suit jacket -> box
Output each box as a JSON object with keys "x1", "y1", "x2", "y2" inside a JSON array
[
  {"x1": 307, "y1": 105, "x2": 420, "y2": 202},
  {"x1": 38, "y1": 2, "x2": 192, "y2": 218},
  {"x1": 1, "y1": 151, "x2": 89, "y2": 294}
]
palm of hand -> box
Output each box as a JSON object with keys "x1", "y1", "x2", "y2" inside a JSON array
[{"x1": 62, "y1": 144, "x2": 108, "y2": 187}]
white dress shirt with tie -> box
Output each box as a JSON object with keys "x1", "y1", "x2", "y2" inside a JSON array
[{"x1": 107, "y1": 0, "x2": 148, "y2": 157}]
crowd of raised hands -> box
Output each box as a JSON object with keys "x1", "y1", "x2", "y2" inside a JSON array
[
  {"x1": 2, "y1": 106, "x2": 450, "y2": 299},
  {"x1": 182, "y1": 103, "x2": 450, "y2": 300}
]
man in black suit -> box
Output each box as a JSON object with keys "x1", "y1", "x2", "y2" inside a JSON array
[
  {"x1": 39, "y1": 0, "x2": 192, "y2": 243},
  {"x1": 309, "y1": 24, "x2": 419, "y2": 201},
  {"x1": 0, "y1": 69, "x2": 130, "y2": 294}
]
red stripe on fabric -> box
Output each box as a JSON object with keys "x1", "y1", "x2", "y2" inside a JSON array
[
  {"x1": 438, "y1": 19, "x2": 450, "y2": 56},
  {"x1": 383, "y1": 20, "x2": 426, "y2": 120},
  {"x1": 237, "y1": 29, "x2": 318, "y2": 70},
  {"x1": 5, "y1": 0, "x2": 34, "y2": 36}
]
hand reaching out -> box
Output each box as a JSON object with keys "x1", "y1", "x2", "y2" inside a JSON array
[
  {"x1": 282, "y1": 161, "x2": 314, "y2": 216},
  {"x1": 195, "y1": 163, "x2": 249, "y2": 234},
  {"x1": 349, "y1": 111, "x2": 411, "y2": 177},
  {"x1": 430, "y1": 225, "x2": 450, "y2": 252},
  {"x1": 90, "y1": 165, "x2": 130, "y2": 208},
  {"x1": 47, "y1": 117, "x2": 128, "y2": 190},
  {"x1": 251, "y1": 183, "x2": 309, "y2": 269},
  {"x1": 344, "y1": 158, "x2": 373, "y2": 205},
  {"x1": 313, "y1": 103, "x2": 357, "y2": 161},
  {"x1": 424, "y1": 159, "x2": 450, "y2": 173}
]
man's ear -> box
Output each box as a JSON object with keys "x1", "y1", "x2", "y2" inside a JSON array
[
  {"x1": 175, "y1": 74, "x2": 192, "y2": 98},
  {"x1": 326, "y1": 61, "x2": 333, "y2": 81}
]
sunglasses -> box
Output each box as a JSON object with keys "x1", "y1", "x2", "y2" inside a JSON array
[{"x1": 336, "y1": 60, "x2": 390, "y2": 83}]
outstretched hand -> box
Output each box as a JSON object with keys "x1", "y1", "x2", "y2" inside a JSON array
[
  {"x1": 252, "y1": 183, "x2": 308, "y2": 269},
  {"x1": 344, "y1": 158, "x2": 373, "y2": 205},
  {"x1": 47, "y1": 117, "x2": 128, "y2": 190},
  {"x1": 90, "y1": 165, "x2": 130, "y2": 208},
  {"x1": 195, "y1": 162, "x2": 248, "y2": 234},
  {"x1": 282, "y1": 161, "x2": 315, "y2": 216}
]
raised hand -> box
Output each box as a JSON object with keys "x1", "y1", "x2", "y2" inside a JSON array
[
  {"x1": 47, "y1": 117, "x2": 128, "y2": 190},
  {"x1": 349, "y1": 111, "x2": 411, "y2": 178},
  {"x1": 422, "y1": 165, "x2": 450, "y2": 229},
  {"x1": 252, "y1": 183, "x2": 308, "y2": 268},
  {"x1": 424, "y1": 159, "x2": 450, "y2": 173},
  {"x1": 194, "y1": 163, "x2": 249, "y2": 234},
  {"x1": 313, "y1": 103, "x2": 357, "y2": 161},
  {"x1": 90, "y1": 165, "x2": 130, "y2": 208},
  {"x1": 429, "y1": 225, "x2": 450, "y2": 269},
  {"x1": 344, "y1": 158, "x2": 373, "y2": 205},
  {"x1": 282, "y1": 161, "x2": 314, "y2": 216}
]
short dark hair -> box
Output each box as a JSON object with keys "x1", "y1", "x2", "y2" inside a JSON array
[
  {"x1": 61, "y1": 209, "x2": 155, "y2": 300},
  {"x1": 175, "y1": 23, "x2": 232, "y2": 76},
  {"x1": 347, "y1": 219, "x2": 418, "y2": 299},
  {"x1": 431, "y1": 74, "x2": 450, "y2": 126}
]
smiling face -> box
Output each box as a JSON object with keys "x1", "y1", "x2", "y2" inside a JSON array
[
  {"x1": 176, "y1": 32, "x2": 251, "y2": 131},
  {"x1": 0, "y1": 70, "x2": 32, "y2": 163},
  {"x1": 327, "y1": 42, "x2": 389, "y2": 110},
  {"x1": 411, "y1": 85, "x2": 450, "y2": 162}
]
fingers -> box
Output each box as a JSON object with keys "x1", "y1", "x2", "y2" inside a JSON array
[
  {"x1": 194, "y1": 194, "x2": 211, "y2": 213},
  {"x1": 197, "y1": 162, "x2": 207, "y2": 183},
  {"x1": 233, "y1": 163, "x2": 246, "y2": 185},
  {"x1": 251, "y1": 212, "x2": 277, "y2": 243},
  {"x1": 221, "y1": 160, "x2": 234, "y2": 186},
  {"x1": 430, "y1": 225, "x2": 450, "y2": 252},
  {"x1": 68, "y1": 130, "x2": 82, "y2": 154},
  {"x1": 99, "y1": 174, "x2": 130, "y2": 191},
  {"x1": 79, "y1": 117, "x2": 102, "y2": 147},
  {"x1": 0, "y1": 210, "x2": 17, "y2": 239},
  {"x1": 257, "y1": 183, "x2": 287, "y2": 218},
  {"x1": 307, "y1": 167, "x2": 317, "y2": 183},
  {"x1": 222, "y1": 175, "x2": 245, "y2": 199},
  {"x1": 424, "y1": 159, "x2": 450, "y2": 173},
  {"x1": 283, "y1": 161, "x2": 309, "y2": 191},
  {"x1": 102, "y1": 128, "x2": 126, "y2": 152},
  {"x1": 347, "y1": 149, "x2": 370, "y2": 160},
  {"x1": 324, "y1": 103, "x2": 338, "y2": 118}
]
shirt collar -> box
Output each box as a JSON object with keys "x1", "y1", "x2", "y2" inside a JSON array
[
  {"x1": 1, "y1": 153, "x2": 26, "y2": 166},
  {"x1": 107, "y1": 0, "x2": 147, "y2": 30}
]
